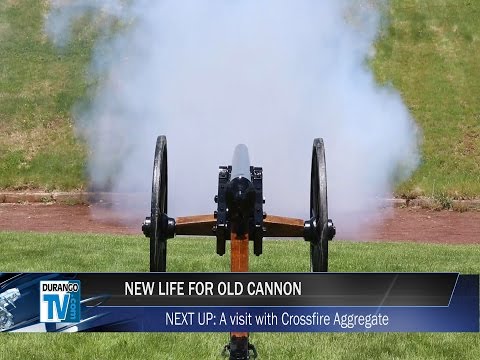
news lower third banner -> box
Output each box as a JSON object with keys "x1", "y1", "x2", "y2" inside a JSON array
[{"x1": 0, "y1": 273, "x2": 478, "y2": 332}]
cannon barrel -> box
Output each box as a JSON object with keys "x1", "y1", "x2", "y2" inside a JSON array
[
  {"x1": 225, "y1": 145, "x2": 256, "y2": 225},
  {"x1": 230, "y1": 144, "x2": 251, "y2": 179},
  {"x1": 214, "y1": 144, "x2": 264, "y2": 256}
]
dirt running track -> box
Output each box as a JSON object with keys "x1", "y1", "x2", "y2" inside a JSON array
[{"x1": 0, "y1": 204, "x2": 479, "y2": 244}]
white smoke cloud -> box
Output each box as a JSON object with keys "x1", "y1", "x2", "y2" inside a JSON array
[{"x1": 45, "y1": 0, "x2": 419, "y2": 237}]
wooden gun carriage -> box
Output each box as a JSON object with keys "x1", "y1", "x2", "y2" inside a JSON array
[{"x1": 141, "y1": 136, "x2": 336, "y2": 359}]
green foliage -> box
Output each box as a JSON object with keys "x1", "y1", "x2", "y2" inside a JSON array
[
  {"x1": 0, "y1": 0, "x2": 91, "y2": 190},
  {"x1": 373, "y1": 0, "x2": 480, "y2": 198},
  {"x1": 432, "y1": 191, "x2": 454, "y2": 210}
]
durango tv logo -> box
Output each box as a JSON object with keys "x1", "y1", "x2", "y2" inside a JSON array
[{"x1": 39, "y1": 280, "x2": 81, "y2": 323}]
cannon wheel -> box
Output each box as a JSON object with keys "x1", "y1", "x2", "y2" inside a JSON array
[
  {"x1": 310, "y1": 138, "x2": 329, "y2": 272},
  {"x1": 150, "y1": 135, "x2": 168, "y2": 272}
]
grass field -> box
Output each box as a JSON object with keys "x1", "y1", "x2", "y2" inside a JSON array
[
  {"x1": 1, "y1": 0, "x2": 479, "y2": 358},
  {"x1": 372, "y1": 0, "x2": 480, "y2": 199},
  {"x1": 1, "y1": 232, "x2": 480, "y2": 273},
  {"x1": 0, "y1": 232, "x2": 479, "y2": 359},
  {"x1": 0, "y1": 0, "x2": 479, "y2": 199},
  {"x1": 0, "y1": 0, "x2": 90, "y2": 190}
]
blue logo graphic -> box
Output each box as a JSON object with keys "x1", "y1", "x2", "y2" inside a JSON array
[{"x1": 39, "y1": 281, "x2": 81, "y2": 323}]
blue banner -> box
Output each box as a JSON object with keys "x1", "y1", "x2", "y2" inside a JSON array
[{"x1": 1, "y1": 273, "x2": 478, "y2": 332}]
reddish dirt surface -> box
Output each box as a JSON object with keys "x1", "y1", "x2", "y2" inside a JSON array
[
  {"x1": 0, "y1": 203, "x2": 479, "y2": 244},
  {"x1": 0, "y1": 204, "x2": 138, "y2": 236},
  {"x1": 367, "y1": 208, "x2": 480, "y2": 244}
]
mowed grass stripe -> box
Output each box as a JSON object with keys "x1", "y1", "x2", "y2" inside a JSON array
[
  {"x1": 0, "y1": 232, "x2": 479, "y2": 359},
  {"x1": 0, "y1": 232, "x2": 479, "y2": 273},
  {"x1": 0, "y1": 333, "x2": 479, "y2": 360}
]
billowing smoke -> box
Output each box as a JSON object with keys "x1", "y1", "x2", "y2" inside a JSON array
[{"x1": 45, "y1": 1, "x2": 419, "y2": 237}]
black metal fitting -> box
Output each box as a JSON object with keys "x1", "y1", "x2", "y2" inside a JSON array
[
  {"x1": 303, "y1": 217, "x2": 316, "y2": 243},
  {"x1": 142, "y1": 214, "x2": 176, "y2": 240},
  {"x1": 303, "y1": 217, "x2": 335, "y2": 243},
  {"x1": 222, "y1": 336, "x2": 257, "y2": 360},
  {"x1": 225, "y1": 177, "x2": 256, "y2": 228},
  {"x1": 215, "y1": 166, "x2": 231, "y2": 256},
  {"x1": 251, "y1": 166, "x2": 264, "y2": 256},
  {"x1": 214, "y1": 165, "x2": 264, "y2": 256},
  {"x1": 161, "y1": 213, "x2": 176, "y2": 239},
  {"x1": 142, "y1": 217, "x2": 151, "y2": 237},
  {"x1": 326, "y1": 219, "x2": 336, "y2": 240}
]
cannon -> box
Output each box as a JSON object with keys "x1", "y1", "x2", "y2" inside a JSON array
[{"x1": 141, "y1": 135, "x2": 336, "y2": 359}]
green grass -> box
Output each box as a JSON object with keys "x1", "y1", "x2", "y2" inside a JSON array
[
  {"x1": 0, "y1": 232, "x2": 479, "y2": 359},
  {"x1": 0, "y1": 0, "x2": 479, "y2": 198},
  {"x1": 0, "y1": 0, "x2": 90, "y2": 190},
  {"x1": 373, "y1": 0, "x2": 480, "y2": 199},
  {"x1": 1, "y1": 232, "x2": 480, "y2": 273},
  {"x1": 0, "y1": 333, "x2": 478, "y2": 360}
]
